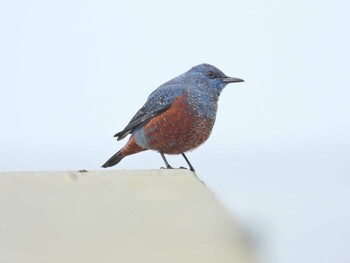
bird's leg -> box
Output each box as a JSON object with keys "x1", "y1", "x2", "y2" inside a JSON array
[
  {"x1": 181, "y1": 153, "x2": 195, "y2": 172},
  {"x1": 160, "y1": 151, "x2": 173, "y2": 169}
]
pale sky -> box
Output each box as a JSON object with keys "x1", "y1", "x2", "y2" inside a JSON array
[{"x1": 1, "y1": 1, "x2": 350, "y2": 262}]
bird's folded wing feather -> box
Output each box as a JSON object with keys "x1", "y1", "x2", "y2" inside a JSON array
[{"x1": 114, "y1": 84, "x2": 185, "y2": 140}]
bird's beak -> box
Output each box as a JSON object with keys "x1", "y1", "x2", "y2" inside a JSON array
[{"x1": 222, "y1": 77, "x2": 244, "y2": 83}]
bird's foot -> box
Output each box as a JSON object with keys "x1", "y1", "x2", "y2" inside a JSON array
[
  {"x1": 180, "y1": 166, "x2": 195, "y2": 172},
  {"x1": 160, "y1": 165, "x2": 174, "y2": 170},
  {"x1": 179, "y1": 166, "x2": 196, "y2": 172}
]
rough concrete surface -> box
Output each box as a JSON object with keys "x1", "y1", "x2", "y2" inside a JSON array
[{"x1": 0, "y1": 169, "x2": 253, "y2": 263}]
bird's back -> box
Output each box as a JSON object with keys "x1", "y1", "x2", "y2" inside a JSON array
[{"x1": 114, "y1": 79, "x2": 185, "y2": 140}]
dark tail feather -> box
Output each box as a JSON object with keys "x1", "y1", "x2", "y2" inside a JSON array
[{"x1": 102, "y1": 150, "x2": 124, "y2": 168}]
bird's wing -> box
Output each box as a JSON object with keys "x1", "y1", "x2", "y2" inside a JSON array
[{"x1": 114, "y1": 84, "x2": 185, "y2": 140}]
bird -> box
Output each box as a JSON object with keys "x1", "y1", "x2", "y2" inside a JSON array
[{"x1": 102, "y1": 63, "x2": 244, "y2": 171}]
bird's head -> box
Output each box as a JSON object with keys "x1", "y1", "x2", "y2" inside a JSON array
[{"x1": 186, "y1": 63, "x2": 244, "y2": 95}]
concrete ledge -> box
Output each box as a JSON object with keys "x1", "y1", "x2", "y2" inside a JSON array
[{"x1": 0, "y1": 170, "x2": 253, "y2": 263}]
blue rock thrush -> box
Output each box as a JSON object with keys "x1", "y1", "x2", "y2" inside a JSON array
[{"x1": 102, "y1": 63, "x2": 244, "y2": 171}]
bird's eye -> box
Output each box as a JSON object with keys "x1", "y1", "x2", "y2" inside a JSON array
[{"x1": 206, "y1": 71, "x2": 216, "y2": 79}]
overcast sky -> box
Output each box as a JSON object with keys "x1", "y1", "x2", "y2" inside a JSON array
[{"x1": 1, "y1": 0, "x2": 350, "y2": 262}]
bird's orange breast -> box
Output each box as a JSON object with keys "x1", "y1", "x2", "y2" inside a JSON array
[{"x1": 143, "y1": 93, "x2": 215, "y2": 154}]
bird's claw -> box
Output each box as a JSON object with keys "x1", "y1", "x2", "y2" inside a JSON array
[{"x1": 160, "y1": 165, "x2": 174, "y2": 169}]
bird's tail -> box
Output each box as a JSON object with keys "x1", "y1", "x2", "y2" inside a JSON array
[
  {"x1": 101, "y1": 150, "x2": 124, "y2": 168},
  {"x1": 102, "y1": 136, "x2": 147, "y2": 168}
]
